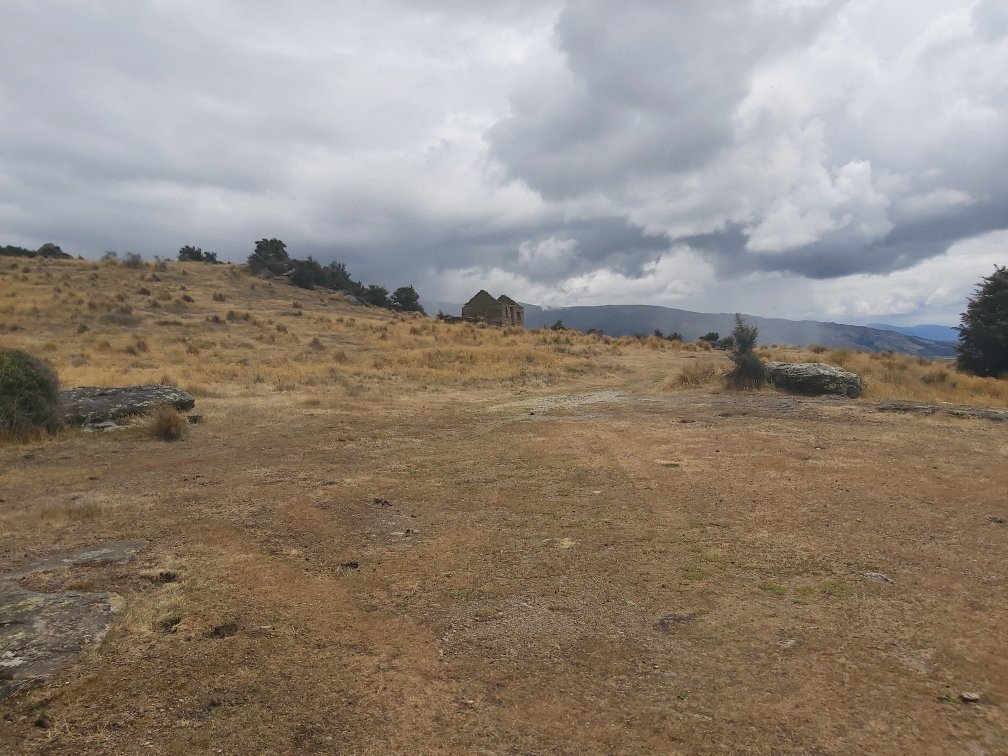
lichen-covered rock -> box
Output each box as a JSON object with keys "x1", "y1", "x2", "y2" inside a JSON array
[
  {"x1": 0, "y1": 581, "x2": 123, "y2": 698},
  {"x1": 765, "y1": 361, "x2": 865, "y2": 398},
  {"x1": 59, "y1": 385, "x2": 195, "y2": 424}
]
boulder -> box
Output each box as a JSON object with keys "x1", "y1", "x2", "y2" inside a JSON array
[
  {"x1": 60, "y1": 385, "x2": 195, "y2": 424},
  {"x1": 765, "y1": 361, "x2": 865, "y2": 398}
]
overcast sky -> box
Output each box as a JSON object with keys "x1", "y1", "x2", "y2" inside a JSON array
[{"x1": 2, "y1": 1, "x2": 1006, "y2": 324}]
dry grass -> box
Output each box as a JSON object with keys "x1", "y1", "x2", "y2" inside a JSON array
[
  {"x1": 761, "y1": 345, "x2": 1008, "y2": 407},
  {"x1": 666, "y1": 357, "x2": 727, "y2": 388},
  {"x1": 149, "y1": 404, "x2": 185, "y2": 441},
  {"x1": 0, "y1": 258, "x2": 696, "y2": 397}
]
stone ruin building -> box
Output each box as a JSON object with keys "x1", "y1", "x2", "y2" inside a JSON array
[{"x1": 460, "y1": 290, "x2": 525, "y2": 327}]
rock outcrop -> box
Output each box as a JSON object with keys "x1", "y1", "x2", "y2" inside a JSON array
[
  {"x1": 765, "y1": 361, "x2": 865, "y2": 398},
  {"x1": 60, "y1": 385, "x2": 195, "y2": 424}
]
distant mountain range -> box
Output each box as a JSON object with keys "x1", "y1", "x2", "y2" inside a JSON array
[
  {"x1": 423, "y1": 300, "x2": 958, "y2": 357},
  {"x1": 865, "y1": 323, "x2": 959, "y2": 342}
]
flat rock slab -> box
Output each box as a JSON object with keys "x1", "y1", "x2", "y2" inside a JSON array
[
  {"x1": 59, "y1": 385, "x2": 195, "y2": 424},
  {"x1": 766, "y1": 361, "x2": 865, "y2": 398},
  {"x1": 2, "y1": 539, "x2": 149, "y2": 580},
  {"x1": 876, "y1": 402, "x2": 1008, "y2": 422},
  {"x1": 0, "y1": 581, "x2": 123, "y2": 698},
  {"x1": 0, "y1": 540, "x2": 147, "y2": 698}
]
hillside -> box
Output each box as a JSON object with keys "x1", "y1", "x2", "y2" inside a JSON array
[{"x1": 2, "y1": 257, "x2": 1007, "y2": 753}]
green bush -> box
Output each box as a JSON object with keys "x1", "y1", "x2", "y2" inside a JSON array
[
  {"x1": 725, "y1": 314, "x2": 766, "y2": 389},
  {"x1": 0, "y1": 349, "x2": 63, "y2": 438}
]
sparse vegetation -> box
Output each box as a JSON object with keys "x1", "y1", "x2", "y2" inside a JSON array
[{"x1": 0, "y1": 348, "x2": 63, "y2": 439}]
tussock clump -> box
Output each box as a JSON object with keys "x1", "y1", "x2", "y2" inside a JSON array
[
  {"x1": 150, "y1": 404, "x2": 185, "y2": 441},
  {"x1": 0, "y1": 348, "x2": 63, "y2": 438},
  {"x1": 669, "y1": 359, "x2": 724, "y2": 388}
]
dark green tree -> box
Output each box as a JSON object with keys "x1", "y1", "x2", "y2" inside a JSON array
[
  {"x1": 551, "y1": 320, "x2": 566, "y2": 331},
  {"x1": 701, "y1": 331, "x2": 719, "y2": 343},
  {"x1": 323, "y1": 261, "x2": 355, "y2": 291},
  {"x1": 247, "y1": 238, "x2": 289, "y2": 275},
  {"x1": 391, "y1": 285, "x2": 424, "y2": 313},
  {"x1": 668, "y1": 331, "x2": 684, "y2": 342},
  {"x1": 957, "y1": 265, "x2": 1008, "y2": 377},
  {"x1": 653, "y1": 329, "x2": 665, "y2": 339}
]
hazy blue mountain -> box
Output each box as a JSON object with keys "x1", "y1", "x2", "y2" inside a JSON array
[{"x1": 865, "y1": 323, "x2": 959, "y2": 342}]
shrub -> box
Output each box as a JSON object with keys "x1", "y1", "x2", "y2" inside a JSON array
[
  {"x1": 363, "y1": 284, "x2": 390, "y2": 307},
  {"x1": 149, "y1": 404, "x2": 185, "y2": 441},
  {"x1": 725, "y1": 314, "x2": 766, "y2": 389},
  {"x1": 291, "y1": 258, "x2": 324, "y2": 289},
  {"x1": 178, "y1": 245, "x2": 217, "y2": 263},
  {"x1": 0, "y1": 349, "x2": 63, "y2": 438},
  {"x1": 123, "y1": 252, "x2": 144, "y2": 268}
]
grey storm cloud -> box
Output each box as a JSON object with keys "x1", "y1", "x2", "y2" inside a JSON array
[
  {"x1": 487, "y1": 0, "x2": 841, "y2": 198},
  {"x1": 0, "y1": 0, "x2": 1005, "y2": 322}
]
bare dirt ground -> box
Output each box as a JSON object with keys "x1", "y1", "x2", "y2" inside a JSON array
[{"x1": 2, "y1": 259, "x2": 1007, "y2": 753}]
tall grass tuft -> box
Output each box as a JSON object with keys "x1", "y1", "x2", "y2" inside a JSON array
[{"x1": 150, "y1": 404, "x2": 185, "y2": 441}]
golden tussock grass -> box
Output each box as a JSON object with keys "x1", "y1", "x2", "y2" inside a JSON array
[
  {"x1": 0, "y1": 258, "x2": 694, "y2": 400},
  {"x1": 762, "y1": 345, "x2": 1008, "y2": 407},
  {"x1": 150, "y1": 404, "x2": 186, "y2": 441},
  {"x1": 665, "y1": 357, "x2": 727, "y2": 388}
]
